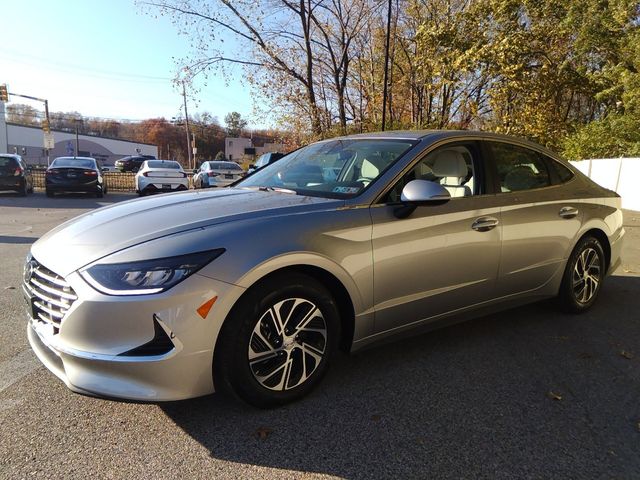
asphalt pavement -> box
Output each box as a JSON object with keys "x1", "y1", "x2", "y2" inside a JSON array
[{"x1": 1, "y1": 191, "x2": 639, "y2": 479}]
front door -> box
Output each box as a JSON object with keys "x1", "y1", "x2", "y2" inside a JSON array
[{"x1": 370, "y1": 142, "x2": 502, "y2": 334}]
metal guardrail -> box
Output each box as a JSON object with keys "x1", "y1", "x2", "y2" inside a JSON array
[{"x1": 30, "y1": 169, "x2": 196, "y2": 192}]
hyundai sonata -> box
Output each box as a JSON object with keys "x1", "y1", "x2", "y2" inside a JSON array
[{"x1": 24, "y1": 131, "x2": 624, "y2": 407}]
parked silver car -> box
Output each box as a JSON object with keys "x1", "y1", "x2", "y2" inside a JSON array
[
  {"x1": 24, "y1": 131, "x2": 624, "y2": 408},
  {"x1": 193, "y1": 160, "x2": 245, "y2": 188}
]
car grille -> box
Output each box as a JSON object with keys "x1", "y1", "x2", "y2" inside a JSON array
[{"x1": 24, "y1": 258, "x2": 77, "y2": 328}]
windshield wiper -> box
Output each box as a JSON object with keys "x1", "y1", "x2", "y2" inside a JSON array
[{"x1": 258, "y1": 186, "x2": 296, "y2": 194}]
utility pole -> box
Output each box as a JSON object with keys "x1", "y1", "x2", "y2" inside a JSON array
[
  {"x1": 3, "y1": 88, "x2": 52, "y2": 164},
  {"x1": 73, "y1": 117, "x2": 83, "y2": 157},
  {"x1": 182, "y1": 81, "x2": 192, "y2": 169},
  {"x1": 44, "y1": 100, "x2": 50, "y2": 165},
  {"x1": 381, "y1": 0, "x2": 392, "y2": 131}
]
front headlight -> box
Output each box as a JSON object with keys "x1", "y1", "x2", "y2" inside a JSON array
[{"x1": 80, "y1": 249, "x2": 225, "y2": 295}]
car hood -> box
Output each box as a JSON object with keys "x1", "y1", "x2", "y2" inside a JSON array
[{"x1": 31, "y1": 188, "x2": 342, "y2": 277}]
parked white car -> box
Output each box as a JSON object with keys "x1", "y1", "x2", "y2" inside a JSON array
[
  {"x1": 135, "y1": 160, "x2": 188, "y2": 196},
  {"x1": 193, "y1": 161, "x2": 245, "y2": 188}
]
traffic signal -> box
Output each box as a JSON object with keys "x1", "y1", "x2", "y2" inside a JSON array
[
  {"x1": 0, "y1": 84, "x2": 8, "y2": 102},
  {"x1": 42, "y1": 118, "x2": 50, "y2": 133}
]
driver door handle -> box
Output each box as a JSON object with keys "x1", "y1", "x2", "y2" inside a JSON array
[
  {"x1": 559, "y1": 206, "x2": 579, "y2": 219},
  {"x1": 472, "y1": 216, "x2": 499, "y2": 232}
]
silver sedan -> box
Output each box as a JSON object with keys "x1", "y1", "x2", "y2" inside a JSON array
[
  {"x1": 24, "y1": 131, "x2": 624, "y2": 408},
  {"x1": 193, "y1": 160, "x2": 245, "y2": 188}
]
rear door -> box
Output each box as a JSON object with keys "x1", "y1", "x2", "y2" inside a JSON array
[
  {"x1": 370, "y1": 141, "x2": 503, "y2": 333},
  {"x1": 482, "y1": 141, "x2": 582, "y2": 297}
]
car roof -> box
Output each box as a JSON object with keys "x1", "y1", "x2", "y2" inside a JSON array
[
  {"x1": 329, "y1": 130, "x2": 562, "y2": 159},
  {"x1": 53, "y1": 156, "x2": 96, "y2": 161},
  {"x1": 144, "y1": 160, "x2": 181, "y2": 167}
]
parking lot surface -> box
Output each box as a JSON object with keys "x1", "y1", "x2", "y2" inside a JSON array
[{"x1": 1, "y1": 192, "x2": 639, "y2": 479}]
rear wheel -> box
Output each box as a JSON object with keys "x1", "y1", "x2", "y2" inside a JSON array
[
  {"x1": 215, "y1": 273, "x2": 339, "y2": 408},
  {"x1": 558, "y1": 236, "x2": 606, "y2": 313},
  {"x1": 19, "y1": 181, "x2": 28, "y2": 197},
  {"x1": 45, "y1": 189, "x2": 54, "y2": 198}
]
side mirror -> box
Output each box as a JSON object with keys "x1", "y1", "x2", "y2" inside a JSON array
[
  {"x1": 395, "y1": 180, "x2": 450, "y2": 219},
  {"x1": 249, "y1": 164, "x2": 255, "y2": 169},
  {"x1": 192, "y1": 169, "x2": 198, "y2": 174},
  {"x1": 400, "y1": 179, "x2": 450, "y2": 203}
]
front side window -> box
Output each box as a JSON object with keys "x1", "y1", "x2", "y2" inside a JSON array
[
  {"x1": 238, "y1": 138, "x2": 417, "y2": 199},
  {"x1": 488, "y1": 142, "x2": 551, "y2": 192},
  {"x1": 384, "y1": 143, "x2": 478, "y2": 203}
]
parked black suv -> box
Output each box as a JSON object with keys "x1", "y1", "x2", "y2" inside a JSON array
[
  {"x1": 0, "y1": 154, "x2": 33, "y2": 196},
  {"x1": 115, "y1": 155, "x2": 156, "y2": 172}
]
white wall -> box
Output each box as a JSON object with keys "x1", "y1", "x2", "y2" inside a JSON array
[{"x1": 571, "y1": 158, "x2": 640, "y2": 211}]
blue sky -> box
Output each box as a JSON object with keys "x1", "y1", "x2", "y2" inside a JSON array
[{"x1": 0, "y1": 0, "x2": 262, "y2": 126}]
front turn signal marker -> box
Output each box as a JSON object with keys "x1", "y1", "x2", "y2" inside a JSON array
[{"x1": 197, "y1": 296, "x2": 218, "y2": 319}]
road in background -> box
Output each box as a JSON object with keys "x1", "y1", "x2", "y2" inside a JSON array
[{"x1": 1, "y1": 192, "x2": 639, "y2": 479}]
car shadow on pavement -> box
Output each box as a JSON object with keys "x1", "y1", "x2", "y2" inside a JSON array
[
  {"x1": 0, "y1": 191, "x2": 136, "y2": 209},
  {"x1": 0, "y1": 235, "x2": 39, "y2": 244},
  {"x1": 160, "y1": 275, "x2": 640, "y2": 479}
]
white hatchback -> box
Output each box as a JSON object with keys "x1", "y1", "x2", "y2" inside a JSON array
[{"x1": 135, "y1": 160, "x2": 189, "y2": 196}]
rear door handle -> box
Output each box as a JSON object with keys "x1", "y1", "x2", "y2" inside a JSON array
[
  {"x1": 472, "y1": 216, "x2": 499, "y2": 232},
  {"x1": 559, "y1": 206, "x2": 579, "y2": 219}
]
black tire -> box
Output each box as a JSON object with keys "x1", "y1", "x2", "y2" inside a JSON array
[
  {"x1": 96, "y1": 189, "x2": 104, "y2": 198},
  {"x1": 215, "y1": 273, "x2": 340, "y2": 408},
  {"x1": 18, "y1": 181, "x2": 28, "y2": 197},
  {"x1": 45, "y1": 189, "x2": 54, "y2": 198},
  {"x1": 558, "y1": 236, "x2": 606, "y2": 313}
]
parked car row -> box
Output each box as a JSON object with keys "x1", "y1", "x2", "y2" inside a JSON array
[{"x1": 1, "y1": 154, "x2": 290, "y2": 198}]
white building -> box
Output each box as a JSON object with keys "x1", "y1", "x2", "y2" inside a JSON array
[
  {"x1": 1, "y1": 104, "x2": 157, "y2": 166},
  {"x1": 225, "y1": 137, "x2": 285, "y2": 162}
]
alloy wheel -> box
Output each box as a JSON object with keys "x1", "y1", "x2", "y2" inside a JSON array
[
  {"x1": 248, "y1": 298, "x2": 327, "y2": 391},
  {"x1": 572, "y1": 247, "x2": 601, "y2": 304}
]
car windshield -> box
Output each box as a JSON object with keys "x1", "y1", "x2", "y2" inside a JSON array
[
  {"x1": 51, "y1": 158, "x2": 96, "y2": 169},
  {"x1": 237, "y1": 138, "x2": 416, "y2": 198},
  {"x1": 210, "y1": 162, "x2": 242, "y2": 170},
  {"x1": 146, "y1": 160, "x2": 182, "y2": 169}
]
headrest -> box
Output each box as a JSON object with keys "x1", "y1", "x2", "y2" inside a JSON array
[{"x1": 431, "y1": 150, "x2": 468, "y2": 178}]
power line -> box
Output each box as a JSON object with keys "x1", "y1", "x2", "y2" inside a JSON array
[{"x1": 0, "y1": 49, "x2": 173, "y2": 83}]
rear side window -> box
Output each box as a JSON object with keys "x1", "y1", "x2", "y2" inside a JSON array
[
  {"x1": 548, "y1": 158, "x2": 574, "y2": 183},
  {"x1": 488, "y1": 142, "x2": 551, "y2": 192}
]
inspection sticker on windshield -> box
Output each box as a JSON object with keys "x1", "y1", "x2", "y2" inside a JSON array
[{"x1": 333, "y1": 186, "x2": 360, "y2": 194}]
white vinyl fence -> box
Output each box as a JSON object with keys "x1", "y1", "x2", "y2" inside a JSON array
[{"x1": 570, "y1": 158, "x2": 640, "y2": 211}]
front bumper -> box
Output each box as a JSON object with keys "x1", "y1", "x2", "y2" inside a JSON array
[{"x1": 25, "y1": 264, "x2": 243, "y2": 401}]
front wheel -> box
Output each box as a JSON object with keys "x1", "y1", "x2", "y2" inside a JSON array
[
  {"x1": 558, "y1": 236, "x2": 606, "y2": 313},
  {"x1": 215, "y1": 273, "x2": 339, "y2": 408}
]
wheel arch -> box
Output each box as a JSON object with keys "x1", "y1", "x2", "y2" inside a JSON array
[
  {"x1": 215, "y1": 263, "x2": 357, "y2": 356},
  {"x1": 578, "y1": 228, "x2": 611, "y2": 273}
]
